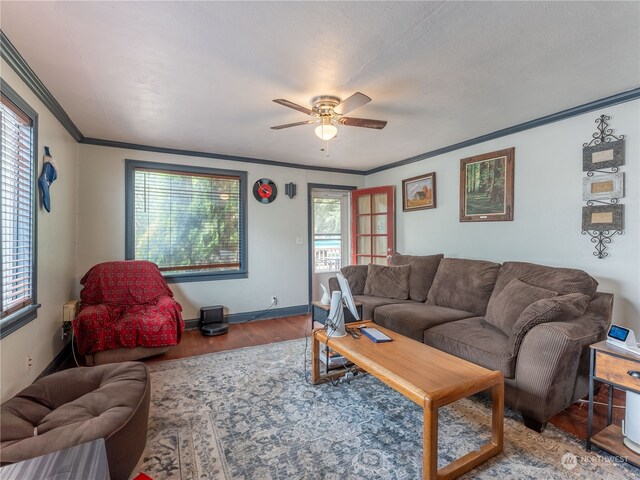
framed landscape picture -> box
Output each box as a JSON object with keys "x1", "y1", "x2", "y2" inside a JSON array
[
  {"x1": 402, "y1": 172, "x2": 436, "y2": 211},
  {"x1": 460, "y1": 147, "x2": 514, "y2": 222}
]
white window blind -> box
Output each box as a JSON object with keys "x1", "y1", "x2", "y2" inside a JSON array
[
  {"x1": 1, "y1": 95, "x2": 35, "y2": 318},
  {"x1": 133, "y1": 167, "x2": 242, "y2": 273}
]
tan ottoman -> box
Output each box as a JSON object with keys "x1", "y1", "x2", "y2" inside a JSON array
[{"x1": 0, "y1": 362, "x2": 150, "y2": 480}]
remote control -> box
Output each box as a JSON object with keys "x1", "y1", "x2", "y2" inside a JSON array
[{"x1": 359, "y1": 327, "x2": 392, "y2": 343}]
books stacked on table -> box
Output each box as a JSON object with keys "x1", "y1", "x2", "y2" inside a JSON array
[{"x1": 319, "y1": 344, "x2": 353, "y2": 369}]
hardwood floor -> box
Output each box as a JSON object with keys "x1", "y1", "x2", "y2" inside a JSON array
[
  {"x1": 549, "y1": 385, "x2": 625, "y2": 440},
  {"x1": 144, "y1": 314, "x2": 311, "y2": 362},
  {"x1": 142, "y1": 314, "x2": 624, "y2": 442}
]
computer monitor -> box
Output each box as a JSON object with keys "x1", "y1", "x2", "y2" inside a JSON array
[{"x1": 336, "y1": 272, "x2": 360, "y2": 321}]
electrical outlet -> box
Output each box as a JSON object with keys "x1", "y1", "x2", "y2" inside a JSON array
[{"x1": 271, "y1": 296, "x2": 278, "y2": 305}]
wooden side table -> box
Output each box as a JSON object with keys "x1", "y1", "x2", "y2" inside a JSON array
[
  {"x1": 310, "y1": 300, "x2": 363, "y2": 328},
  {"x1": 587, "y1": 340, "x2": 640, "y2": 468},
  {"x1": 0, "y1": 438, "x2": 110, "y2": 480}
]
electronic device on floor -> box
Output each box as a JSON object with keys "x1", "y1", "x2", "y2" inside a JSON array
[
  {"x1": 606, "y1": 324, "x2": 640, "y2": 355},
  {"x1": 359, "y1": 326, "x2": 392, "y2": 343},
  {"x1": 200, "y1": 305, "x2": 228, "y2": 336}
]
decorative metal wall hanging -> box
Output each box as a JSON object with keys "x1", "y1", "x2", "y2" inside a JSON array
[{"x1": 581, "y1": 114, "x2": 625, "y2": 258}]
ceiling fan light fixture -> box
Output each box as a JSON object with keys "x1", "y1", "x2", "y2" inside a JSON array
[
  {"x1": 315, "y1": 124, "x2": 337, "y2": 140},
  {"x1": 315, "y1": 116, "x2": 337, "y2": 140}
]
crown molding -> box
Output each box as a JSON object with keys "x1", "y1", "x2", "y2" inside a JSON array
[
  {"x1": 1, "y1": 30, "x2": 84, "y2": 142},
  {"x1": 80, "y1": 137, "x2": 365, "y2": 175},
  {"x1": 365, "y1": 87, "x2": 640, "y2": 174}
]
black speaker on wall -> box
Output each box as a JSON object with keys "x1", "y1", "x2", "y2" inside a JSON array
[{"x1": 200, "y1": 305, "x2": 228, "y2": 336}]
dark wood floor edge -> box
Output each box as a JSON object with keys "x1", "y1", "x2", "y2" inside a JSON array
[
  {"x1": 38, "y1": 340, "x2": 72, "y2": 378},
  {"x1": 184, "y1": 305, "x2": 311, "y2": 330},
  {"x1": 227, "y1": 304, "x2": 309, "y2": 323},
  {"x1": 148, "y1": 336, "x2": 309, "y2": 366}
]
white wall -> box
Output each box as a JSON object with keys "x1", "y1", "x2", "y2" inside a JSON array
[
  {"x1": 0, "y1": 59, "x2": 79, "y2": 402},
  {"x1": 77, "y1": 144, "x2": 364, "y2": 319},
  {"x1": 367, "y1": 100, "x2": 640, "y2": 332}
]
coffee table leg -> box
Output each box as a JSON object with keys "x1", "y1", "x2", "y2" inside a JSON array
[
  {"x1": 423, "y1": 400, "x2": 438, "y2": 480},
  {"x1": 435, "y1": 378, "x2": 504, "y2": 480}
]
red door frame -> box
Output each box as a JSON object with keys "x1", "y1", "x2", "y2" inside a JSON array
[{"x1": 351, "y1": 185, "x2": 395, "y2": 265}]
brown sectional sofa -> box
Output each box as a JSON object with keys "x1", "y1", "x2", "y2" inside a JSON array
[{"x1": 330, "y1": 254, "x2": 612, "y2": 431}]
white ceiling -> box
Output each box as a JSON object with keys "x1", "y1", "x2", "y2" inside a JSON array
[{"x1": 1, "y1": 1, "x2": 639, "y2": 171}]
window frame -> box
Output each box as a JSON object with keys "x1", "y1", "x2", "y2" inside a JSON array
[
  {"x1": 0, "y1": 80, "x2": 39, "y2": 339},
  {"x1": 125, "y1": 159, "x2": 248, "y2": 283}
]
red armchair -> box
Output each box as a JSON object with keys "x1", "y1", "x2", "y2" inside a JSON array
[{"x1": 73, "y1": 261, "x2": 184, "y2": 365}]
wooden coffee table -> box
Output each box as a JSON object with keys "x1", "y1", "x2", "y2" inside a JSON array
[{"x1": 312, "y1": 321, "x2": 504, "y2": 480}]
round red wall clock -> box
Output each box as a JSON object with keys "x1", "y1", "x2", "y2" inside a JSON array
[{"x1": 253, "y1": 178, "x2": 278, "y2": 204}]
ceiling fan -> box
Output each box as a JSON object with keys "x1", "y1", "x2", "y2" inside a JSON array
[{"x1": 271, "y1": 92, "x2": 387, "y2": 140}]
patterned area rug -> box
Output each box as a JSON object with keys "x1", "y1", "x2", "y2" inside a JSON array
[{"x1": 135, "y1": 338, "x2": 638, "y2": 479}]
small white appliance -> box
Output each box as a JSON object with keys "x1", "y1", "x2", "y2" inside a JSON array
[
  {"x1": 623, "y1": 391, "x2": 640, "y2": 454},
  {"x1": 320, "y1": 284, "x2": 331, "y2": 305},
  {"x1": 325, "y1": 291, "x2": 346, "y2": 337},
  {"x1": 606, "y1": 325, "x2": 640, "y2": 454}
]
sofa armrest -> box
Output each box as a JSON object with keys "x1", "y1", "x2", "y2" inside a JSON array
[{"x1": 513, "y1": 292, "x2": 613, "y2": 423}]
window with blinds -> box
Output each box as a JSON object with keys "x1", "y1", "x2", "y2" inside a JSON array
[
  {"x1": 1, "y1": 92, "x2": 36, "y2": 322},
  {"x1": 127, "y1": 162, "x2": 247, "y2": 280}
]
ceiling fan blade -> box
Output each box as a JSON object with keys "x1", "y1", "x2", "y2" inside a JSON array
[
  {"x1": 270, "y1": 120, "x2": 316, "y2": 130},
  {"x1": 338, "y1": 117, "x2": 387, "y2": 129},
  {"x1": 272, "y1": 99, "x2": 314, "y2": 116},
  {"x1": 333, "y1": 92, "x2": 371, "y2": 115}
]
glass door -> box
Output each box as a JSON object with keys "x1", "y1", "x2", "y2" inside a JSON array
[{"x1": 351, "y1": 186, "x2": 395, "y2": 265}]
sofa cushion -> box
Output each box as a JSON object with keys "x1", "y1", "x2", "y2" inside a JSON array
[
  {"x1": 426, "y1": 258, "x2": 501, "y2": 316},
  {"x1": 485, "y1": 278, "x2": 557, "y2": 335},
  {"x1": 509, "y1": 293, "x2": 591, "y2": 354},
  {"x1": 424, "y1": 317, "x2": 516, "y2": 378},
  {"x1": 390, "y1": 253, "x2": 444, "y2": 302},
  {"x1": 490, "y1": 262, "x2": 598, "y2": 303},
  {"x1": 364, "y1": 264, "x2": 411, "y2": 300},
  {"x1": 374, "y1": 303, "x2": 475, "y2": 341},
  {"x1": 340, "y1": 265, "x2": 368, "y2": 295},
  {"x1": 353, "y1": 295, "x2": 415, "y2": 320}
]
